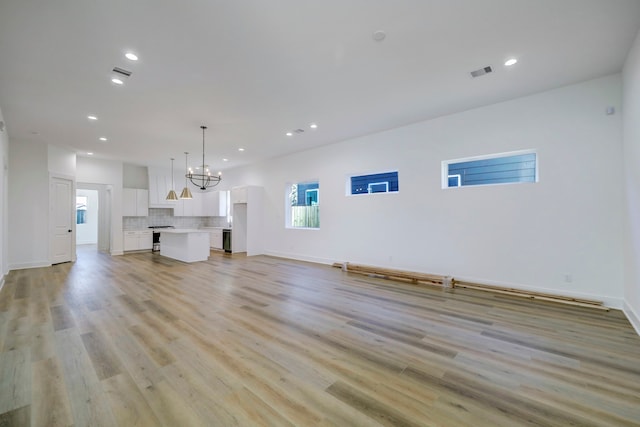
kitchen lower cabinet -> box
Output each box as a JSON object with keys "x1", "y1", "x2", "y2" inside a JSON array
[
  {"x1": 202, "y1": 227, "x2": 223, "y2": 250},
  {"x1": 123, "y1": 230, "x2": 153, "y2": 251}
]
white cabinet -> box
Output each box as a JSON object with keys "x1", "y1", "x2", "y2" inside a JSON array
[
  {"x1": 148, "y1": 167, "x2": 178, "y2": 209},
  {"x1": 231, "y1": 186, "x2": 263, "y2": 255},
  {"x1": 123, "y1": 230, "x2": 153, "y2": 251},
  {"x1": 172, "y1": 191, "x2": 203, "y2": 217},
  {"x1": 231, "y1": 186, "x2": 248, "y2": 204},
  {"x1": 207, "y1": 229, "x2": 223, "y2": 249},
  {"x1": 202, "y1": 191, "x2": 228, "y2": 217},
  {"x1": 123, "y1": 188, "x2": 149, "y2": 217}
]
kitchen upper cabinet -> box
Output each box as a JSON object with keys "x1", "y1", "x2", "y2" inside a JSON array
[
  {"x1": 148, "y1": 167, "x2": 177, "y2": 209},
  {"x1": 202, "y1": 191, "x2": 227, "y2": 217},
  {"x1": 172, "y1": 190, "x2": 203, "y2": 217},
  {"x1": 231, "y1": 186, "x2": 248, "y2": 204},
  {"x1": 123, "y1": 188, "x2": 149, "y2": 217}
]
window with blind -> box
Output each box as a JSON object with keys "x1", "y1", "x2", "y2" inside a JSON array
[{"x1": 443, "y1": 150, "x2": 537, "y2": 188}]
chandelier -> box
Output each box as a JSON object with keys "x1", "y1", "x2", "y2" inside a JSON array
[{"x1": 186, "y1": 125, "x2": 222, "y2": 190}]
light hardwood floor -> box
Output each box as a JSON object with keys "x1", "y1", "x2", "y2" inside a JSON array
[{"x1": 0, "y1": 246, "x2": 639, "y2": 426}]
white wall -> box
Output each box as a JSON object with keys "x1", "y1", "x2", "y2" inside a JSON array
[
  {"x1": 8, "y1": 138, "x2": 50, "y2": 269},
  {"x1": 48, "y1": 144, "x2": 76, "y2": 176},
  {"x1": 0, "y1": 107, "x2": 8, "y2": 280},
  {"x1": 622, "y1": 29, "x2": 640, "y2": 332},
  {"x1": 76, "y1": 157, "x2": 123, "y2": 255},
  {"x1": 224, "y1": 74, "x2": 625, "y2": 307},
  {"x1": 76, "y1": 189, "x2": 98, "y2": 245},
  {"x1": 123, "y1": 163, "x2": 148, "y2": 189}
]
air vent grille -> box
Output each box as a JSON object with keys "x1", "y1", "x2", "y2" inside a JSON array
[
  {"x1": 112, "y1": 67, "x2": 132, "y2": 77},
  {"x1": 294, "y1": 129, "x2": 305, "y2": 134},
  {"x1": 470, "y1": 66, "x2": 492, "y2": 78}
]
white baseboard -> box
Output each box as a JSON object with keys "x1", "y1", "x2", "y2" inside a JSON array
[
  {"x1": 624, "y1": 302, "x2": 640, "y2": 336},
  {"x1": 9, "y1": 261, "x2": 51, "y2": 271},
  {"x1": 111, "y1": 250, "x2": 124, "y2": 256},
  {"x1": 452, "y1": 274, "x2": 623, "y2": 309},
  {"x1": 262, "y1": 250, "x2": 335, "y2": 266}
]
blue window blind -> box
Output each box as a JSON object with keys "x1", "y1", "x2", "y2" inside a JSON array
[
  {"x1": 446, "y1": 152, "x2": 536, "y2": 187},
  {"x1": 351, "y1": 171, "x2": 399, "y2": 195}
]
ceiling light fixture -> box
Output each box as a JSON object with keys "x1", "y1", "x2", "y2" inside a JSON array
[
  {"x1": 238, "y1": 148, "x2": 245, "y2": 152},
  {"x1": 166, "y1": 158, "x2": 178, "y2": 201},
  {"x1": 125, "y1": 52, "x2": 138, "y2": 61},
  {"x1": 99, "y1": 137, "x2": 107, "y2": 141},
  {"x1": 87, "y1": 152, "x2": 93, "y2": 155},
  {"x1": 87, "y1": 115, "x2": 97, "y2": 120},
  {"x1": 111, "y1": 78, "x2": 124, "y2": 85},
  {"x1": 180, "y1": 152, "x2": 193, "y2": 199},
  {"x1": 185, "y1": 125, "x2": 222, "y2": 190},
  {"x1": 372, "y1": 30, "x2": 386, "y2": 42},
  {"x1": 504, "y1": 58, "x2": 518, "y2": 66},
  {"x1": 286, "y1": 132, "x2": 293, "y2": 137},
  {"x1": 310, "y1": 123, "x2": 318, "y2": 129},
  {"x1": 223, "y1": 158, "x2": 228, "y2": 162}
]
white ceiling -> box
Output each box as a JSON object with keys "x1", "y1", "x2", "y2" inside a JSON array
[{"x1": 0, "y1": 0, "x2": 639, "y2": 171}]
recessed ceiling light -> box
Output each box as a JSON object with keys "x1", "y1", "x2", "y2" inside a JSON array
[
  {"x1": 111, "y1": 78, "x2": 124, "y2": 85},
  {"x1": 310, "y1": 123, "x2": 318, "y2": 129},
  {"x1": 504, "y1": 58, "x2": 518, "y2": 66},
  {"x1": 99, "y1": 137, "x2": 107, "y2": 141},
  {"x1": 87, "y1": 115, "x2": 97, "y2": 120},
  {"x1": 286, "y1": 132, "x2": 293, "y2": 137},
  {"x1": 238, "y1": 148, "x2": 245, "y2": 152},
  {"x1": 372, "y1": 30, "x2": 386, "y2": 42},
  {"x1": 87, "y1": 152, "x2": 94, "y2": 155},
  {"x1": 223, "y1": 158, "x2": 228, "y2": 162},
  {"x1": 125, "y1": 52, "x2": 138, "y2": 61}
]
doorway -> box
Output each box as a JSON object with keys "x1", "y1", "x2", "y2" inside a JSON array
[
  {"x1": 76, "y1": 183, "x2": 111, "y2": 253},
  {"x1": 76, "y1": 189, "x2": 98, "y2": 248}
]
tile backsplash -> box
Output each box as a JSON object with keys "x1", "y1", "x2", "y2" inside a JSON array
[{"x1": 123, "y1": 208, "x2": 230, "y2": 230}]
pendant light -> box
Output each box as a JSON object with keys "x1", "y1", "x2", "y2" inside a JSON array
[
  {"x1": 185, "y1": 125, "x2": 222, "y2": 190},
  {"x1": 179, "y1": 152, "x2": 193, "y2": 199},
  {"x1": 165, "y1": 158, "x2": 179, "y2": 201}
]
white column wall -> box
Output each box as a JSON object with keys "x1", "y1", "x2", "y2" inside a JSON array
[
  {"x1": 224, "y1": 74, "x2": 625, "y2": 307},
  {"x1": 8, "y1": 139, "x2": 50, "y2": 269},
  {"x1": 622, "y1": 29, "x2": 640, "y2": 332}
]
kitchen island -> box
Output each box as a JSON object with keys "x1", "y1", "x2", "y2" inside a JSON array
[{"x1": 159, "y1": 229, "x2": 210, "y2": 263}]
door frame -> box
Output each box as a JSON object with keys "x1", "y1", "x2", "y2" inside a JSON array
[
  {"x1": 76, "y1": 182, "x2": 112, "y2": 253},
  {"x1": 49, "y1": 173, "x2": 76, "y2": 264}
]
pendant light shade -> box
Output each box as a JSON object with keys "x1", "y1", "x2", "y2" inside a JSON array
[
  {"x1": 166, "y1": 158, "x2": 179, "y2": 201},
  {"x1": 180, "y1": 152, "x2": 193, "y2": 199}
]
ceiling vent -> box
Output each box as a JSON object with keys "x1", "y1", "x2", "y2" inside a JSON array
[
  {"x1": 112, "y1": 67, "x2": 132, "y2": 77},
  {"x1": 293, "y1": 129, "x2": 305, "y2": 134},
  {"x1": 470, "y1": 66, "x2": 492, "y2": 78}
]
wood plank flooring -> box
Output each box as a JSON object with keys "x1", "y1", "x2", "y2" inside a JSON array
[{"x1": 0, "y1": 245, "x2": 639, "y2": 426}]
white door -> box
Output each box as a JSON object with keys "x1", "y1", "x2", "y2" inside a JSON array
[{"x1": 52, "y1": 177, "x2": 74, "y2": 264}]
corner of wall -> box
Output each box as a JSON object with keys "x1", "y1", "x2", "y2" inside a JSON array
[{"x1": 623, "y1": 302, "x2": 640, "y2": 336}]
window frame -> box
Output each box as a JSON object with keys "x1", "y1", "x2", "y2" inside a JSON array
[
  {"x1": 441, "y1": 149, "x2": 538, "y2": 189},
  {"x1": 347, "y1": 170, "x2": 399, "y2": 196},
  {"x1": 285, "y1": 180, "x2": 320, "y2": 230}
]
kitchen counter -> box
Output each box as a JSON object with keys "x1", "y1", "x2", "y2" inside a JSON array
[{"x1": 159, "y1": 229, "x2": 210, "y2": 262}]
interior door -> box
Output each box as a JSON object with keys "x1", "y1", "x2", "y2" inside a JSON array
[{"x1": 52, "y1": 177, "x2": 74, "y2": 264}]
